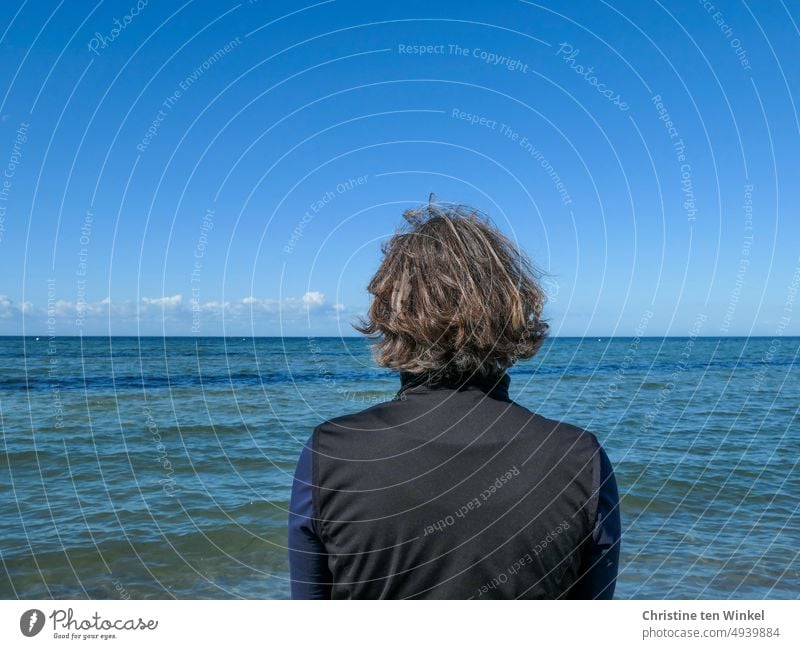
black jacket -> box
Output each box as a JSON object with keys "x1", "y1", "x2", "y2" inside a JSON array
[{"x1": 307, "y1": 371, "x2": 609, "y2": 599}]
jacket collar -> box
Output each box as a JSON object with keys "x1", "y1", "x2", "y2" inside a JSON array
[{"x1": 396, "y1": 369, "x2": 511, "y2": 401}]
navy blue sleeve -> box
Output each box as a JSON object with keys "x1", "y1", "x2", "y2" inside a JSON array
[
  {"x1": 570, "y1": 443, "x2": 621, "y2": 599},
  {"x1": 288, "y1": 435, "x2": 333, "y2": 599}
]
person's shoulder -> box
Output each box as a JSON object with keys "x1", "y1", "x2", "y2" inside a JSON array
[
  {"x1": 313, "y1": 396, "x2": 403, "y2": 437},
  {"x1": 507, "y1": 399, "x2": 600, "y2": 449}
]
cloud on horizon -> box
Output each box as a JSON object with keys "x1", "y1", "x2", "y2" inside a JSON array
[{"x1": 0, "y1": 291, "x2": 353, "y2": 335}]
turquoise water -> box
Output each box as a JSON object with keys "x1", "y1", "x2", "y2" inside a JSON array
[{"x1": 0, "y1": 336, "x2": 798, "y2": 599}]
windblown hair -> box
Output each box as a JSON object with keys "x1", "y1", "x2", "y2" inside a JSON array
[{"x1": 355, "y1": 201, "x2": 549, "y2": 378}]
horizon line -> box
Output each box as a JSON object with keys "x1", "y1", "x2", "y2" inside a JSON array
[{"x1": 0, "y1": 334, "x2": 795, "y2": 340}]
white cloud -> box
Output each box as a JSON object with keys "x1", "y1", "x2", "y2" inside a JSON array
[
  {"x1": 237, "y1": 296, "x2": 278, "y2": 313},
  {"x1": 0, "y1": 291, "x2": 360, "y2": 335},
  {"x1": 0, "y1": 291, "x2": 350, "y2": 330},
  {"x1": 0, "y1": 296, "x2": 36, "y2": 319},
  {"x1": 302, "y1": 291, "x2": 325, "y2": 307},
  {"x1": 142, "y1": 294, "x2": 183, "y2": 307},
  {"x1": 0, "y1": 295, "x2": 19, "y2": 318}
]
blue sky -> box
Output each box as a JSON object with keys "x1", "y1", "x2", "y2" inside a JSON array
[{"x1": 0, "y1": 0, "x2": 798, "y2": 336}]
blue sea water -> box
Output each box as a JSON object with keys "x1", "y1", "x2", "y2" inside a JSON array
[{"x1": 0, "y1": 336, "x2": 798, "y2": 599}]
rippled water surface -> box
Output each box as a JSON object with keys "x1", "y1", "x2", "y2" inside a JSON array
[{"x1": 1, "y1": 336, "x2": 798, "y2": 598}]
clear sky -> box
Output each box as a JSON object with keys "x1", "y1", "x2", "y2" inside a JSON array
[{"x1": 0, "y1": 0, "x2": 798, "y2": 337}]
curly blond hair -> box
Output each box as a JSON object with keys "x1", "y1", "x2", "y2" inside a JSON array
[{"x1": 354, "y1": 201, "x2": 549, "y2": 379}]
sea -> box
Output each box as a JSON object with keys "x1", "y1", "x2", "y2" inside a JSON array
[{"x1": 0, "y1": 336, "x2": 798, "y2": 599}]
